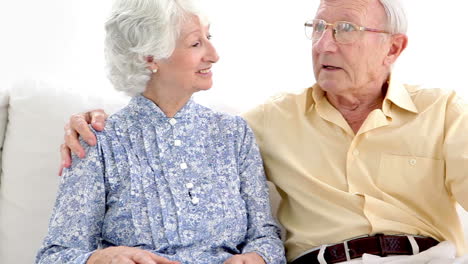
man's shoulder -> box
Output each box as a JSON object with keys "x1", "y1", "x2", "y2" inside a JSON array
[
  {"x1": 242, "y1": 88, "x2": 310, "y2": 117},
  {"x1": 404, "y1": 84, "x2": 462, "y2": 107},
  {"x1": 241, "y1": 88, "x2": 311, "y2": 128},
  {"x1": 404, "y1": 83, "x2": 450, "y2": 96},
  {"x1": 265, "y1": 88, "x2": 310, "y2": 107}
]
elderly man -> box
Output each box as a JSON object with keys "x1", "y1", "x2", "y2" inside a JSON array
[{"x1": 61, "y1": 0, "x2": 468, "y2": 263}]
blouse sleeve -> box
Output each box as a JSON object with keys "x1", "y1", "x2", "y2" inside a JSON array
[
  {"x1": 35, "y1": 138, "x2": 106, "y2": 264},
  {"x1": 235, "y1": 117, "x2": 286, "y2": 264}
]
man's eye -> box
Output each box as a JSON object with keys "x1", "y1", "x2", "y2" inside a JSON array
[
  {"x1": 314, "y1": 23, "x2": 326, "y2": 32},
  {"x1": 338, "y1": 23, "x2": 356, "y2": 32},
  {"x1": 207, "y1": 34, "x2": 212, "y2": 40},
  {"x1": 192, "y1": 42, "x2": 200, "y2": 47}
]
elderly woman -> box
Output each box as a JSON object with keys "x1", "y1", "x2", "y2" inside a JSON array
[{"x1": 35, "y1": 0, "x2": 285, "y2": 263}]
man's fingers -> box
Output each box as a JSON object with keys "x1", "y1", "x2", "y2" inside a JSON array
[
  {"x1": 60, "y1": 143, "x2": 72, "y2": 167},
  {"x1": 90, "y1": 109, "x2": 108, "y2": 131},
  {"x1": 58, "y1": 164, "x2": 64, "y2": 176},
  {"x1": 58, "y1": 144, "x2": 72, "y2": 176},
  {"x1": 64, "y1": 123, "x2": 86, "y2": 158},
  {"x1": 69, "y1": 113, "x2": 97, "y2": 146}
]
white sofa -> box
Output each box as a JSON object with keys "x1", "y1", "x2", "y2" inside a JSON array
[{"x1": 0, "y1": 79, "x2": 467, "y2": 264}]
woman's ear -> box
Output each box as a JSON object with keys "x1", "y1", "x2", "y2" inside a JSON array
[{"x1": 146, "y1": 56, "x2": 158, "y2": 73}]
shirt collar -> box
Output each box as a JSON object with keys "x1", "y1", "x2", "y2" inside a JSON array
[
  {"x1": 130, "y1": 94, "x2": 196, "y2": 120},
  {"x1": 305, "y1": 83, "x2": 325, "y2": 114},
  {"x1": 306, "y1": 75, "x2": 419, "y2": 115},
  {"x1": 383, "y1": 76, "x2": 419, "y2": 114}
]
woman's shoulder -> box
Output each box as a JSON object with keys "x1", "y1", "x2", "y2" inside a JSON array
[
  {"x1": 91, "y1": 106, "x2": 135, "y2": 148},
  {"x1": 101, "y1": 104, "x2": 136, "y2": 131},
  {"x1": 195, "y1": 102, "x2": 248, "y2": 129}
]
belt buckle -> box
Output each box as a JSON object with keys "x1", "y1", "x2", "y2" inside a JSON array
[
  {"x1": 338, "y1": 234, "x2": 372, "y2": 261},
  {"x1": 342, "y1": 239, "x2": 352, "y2": 261},
  {"x1": 341, "y1": 234, "x2": 371, "y2": 261}
]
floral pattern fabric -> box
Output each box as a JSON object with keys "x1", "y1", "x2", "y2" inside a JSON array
[{"x1": 36, "y1": 95, "x2": 285, "y2": 264}]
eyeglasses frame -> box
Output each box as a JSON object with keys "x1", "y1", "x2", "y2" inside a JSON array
[{"x1": 304, "y1": 19, "x2": 391, "y2": 44}]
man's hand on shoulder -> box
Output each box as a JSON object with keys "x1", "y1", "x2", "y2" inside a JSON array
[{"x1": 59, "y1": 109, "x2": 109, "y2": 175}]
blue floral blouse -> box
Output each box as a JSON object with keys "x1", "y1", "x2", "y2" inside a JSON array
[{"x1": 36, "y1": 95, "x2": 285, "y2": 264}]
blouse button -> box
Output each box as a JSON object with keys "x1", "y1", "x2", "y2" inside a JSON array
[
  {"x1": 169, "y1": 118, "x2": 177, "y2": 126},
  {"x1": 186, "y1": 182, "x2": 194, "y2": 189},
  {"x1": 180, "y1": 163, "x2": 188, "y2": 170},
  {"x1": 191, "y1": 197, "x2": 200, "y2": 205},
  {"x1": 409, "y1": 159, "x2": 417, "y2": 166},
  {"x1": 174, "y1": 139, "x2": 182, "y2": 146}
]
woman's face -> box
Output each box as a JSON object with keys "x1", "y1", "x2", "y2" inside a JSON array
[{"x1": 155, "y1": 15, "x2": 219, "y2": 94}]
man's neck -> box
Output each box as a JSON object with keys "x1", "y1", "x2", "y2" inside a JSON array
[{"x1": 325, "y1": 82, "x2": 388, "y2": 134}]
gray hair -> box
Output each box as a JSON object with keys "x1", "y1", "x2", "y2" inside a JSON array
[
  {"x1": 105, "y1": 0, "x2": 206, "y2": 96},
  {"x1": 378, "y1": 0, "x2": 407, "y2": 34}
]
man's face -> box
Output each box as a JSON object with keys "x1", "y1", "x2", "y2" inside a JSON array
[{"x1": 312, "y1": 0, "x2": 391, "y2": 95}]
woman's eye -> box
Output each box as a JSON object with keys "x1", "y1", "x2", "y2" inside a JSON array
[
  {"x1": 207, "y1": 34, "x2": 212, "y2": 40},
  {"x1": 192, "y1": 42, "x2": 200, "y2": 47}
]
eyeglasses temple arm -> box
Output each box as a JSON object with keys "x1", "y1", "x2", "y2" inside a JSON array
[{"x1": 361, "y1": 26, "x2": 390, "y2": 34}]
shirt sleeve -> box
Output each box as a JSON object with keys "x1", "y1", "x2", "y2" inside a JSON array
[
  {"x1": 444, "y1": 93, "x2": 468, "y2": 209},
  {"x1": 36, "y1": 138, "x2": 106, "y2": 264},
  {"x1": 235, "y1": 116, "x2": 286, "y2": 264}
]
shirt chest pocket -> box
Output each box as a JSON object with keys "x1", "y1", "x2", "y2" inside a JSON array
[{"x1": 377, "y1": 153, "x2": 445, "y2": 203}]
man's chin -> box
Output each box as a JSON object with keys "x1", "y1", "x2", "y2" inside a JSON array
[{"x1": 317, "y1": 80, "x2": 341, "y2": 92}]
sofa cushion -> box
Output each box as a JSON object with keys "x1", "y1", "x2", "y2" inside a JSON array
[
  {"x1": 0, "y1": 79, "x2": 129, "y2": 264},
  {"x1": 0, "y1": 88, "x2": 9, "y2": 174}
]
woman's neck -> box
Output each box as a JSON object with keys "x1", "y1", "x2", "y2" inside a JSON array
[{"x1": 142, "y1": 81, "x2": 193, "y2": 118}]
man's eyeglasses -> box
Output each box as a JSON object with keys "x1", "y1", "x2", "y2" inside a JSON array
[{"x1": 304, "y1": 19, "x2": 390, "y2": 44}]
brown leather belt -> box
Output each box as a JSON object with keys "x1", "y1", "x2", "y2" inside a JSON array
[{"x1": 291, "y1": 234, "x2": 439, "y2": 264}]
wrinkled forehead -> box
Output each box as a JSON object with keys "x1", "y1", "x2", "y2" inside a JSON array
[{"x1": 316, "y1": 0, "x2": 386, "y2": 26}]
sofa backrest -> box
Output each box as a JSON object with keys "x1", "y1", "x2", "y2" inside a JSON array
[{"x1": 0, "y1": 80, "x2": 129, "y2": 264}]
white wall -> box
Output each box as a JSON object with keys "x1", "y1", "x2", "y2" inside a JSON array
[{"x1": 1, "y1": 0, "x2": 468, "y2": 110}]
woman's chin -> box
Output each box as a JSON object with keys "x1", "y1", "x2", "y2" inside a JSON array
[{"x1": 194, "y1": 83, "x2": 213, "y2": 92}]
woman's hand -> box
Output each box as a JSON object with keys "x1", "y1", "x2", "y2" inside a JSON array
[
  {"x1": 59, "y1": 109, "x2": 108, "y2": 175},
  {"x1": 223, "y1": 252, "x2": 266, "y2": 264},
  {"x1": 87, "y1": 246, "x2": 180, "y2": 264}
]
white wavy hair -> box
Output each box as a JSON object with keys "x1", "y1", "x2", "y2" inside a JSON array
[
  {"x1": 105, "y1": 0, "x2": 206, "y2": 96},
  {"x1": 378, "y1": 0, "x2": 407, "y2": 34}
]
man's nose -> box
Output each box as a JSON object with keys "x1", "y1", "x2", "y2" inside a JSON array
[{"x1": 313, "y1": 28, "x2": 338, "y2": 53}]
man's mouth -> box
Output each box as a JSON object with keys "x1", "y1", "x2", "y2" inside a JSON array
[{"x1": 322, "y1": 65, "x2": 342, "y2": 70}]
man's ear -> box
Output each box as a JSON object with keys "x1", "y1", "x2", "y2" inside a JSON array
[{"x1": 384, "y1": 34, "x2": 408, "y2": 66}]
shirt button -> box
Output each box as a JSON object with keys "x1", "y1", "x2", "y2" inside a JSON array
[
  {"x1": 174, "y1": 139, "x2": 182, "y2": 146},
  {"x1": 180, "y1": 162, "x2": 188, "y2": 170},
  {"x1": 409, "y1": 159, "x2": 417, "y2": 166},
  {"x1": 185, "y1": 182, "x2": 194, "y2": 189},
  {"x1": 352, "y1": 149, "x2": 360, "y2": 156},
  {"x1": 191, "y1": 197, "x2": 199, "y2": 205},
  {"x1": 169, "y1": 118, "x2": 177, "y2": 126}
]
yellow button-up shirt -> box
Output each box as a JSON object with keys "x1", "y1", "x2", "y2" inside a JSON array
[{"x1": 242, "y1": 79, "x2": 468, "y2": 261}]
